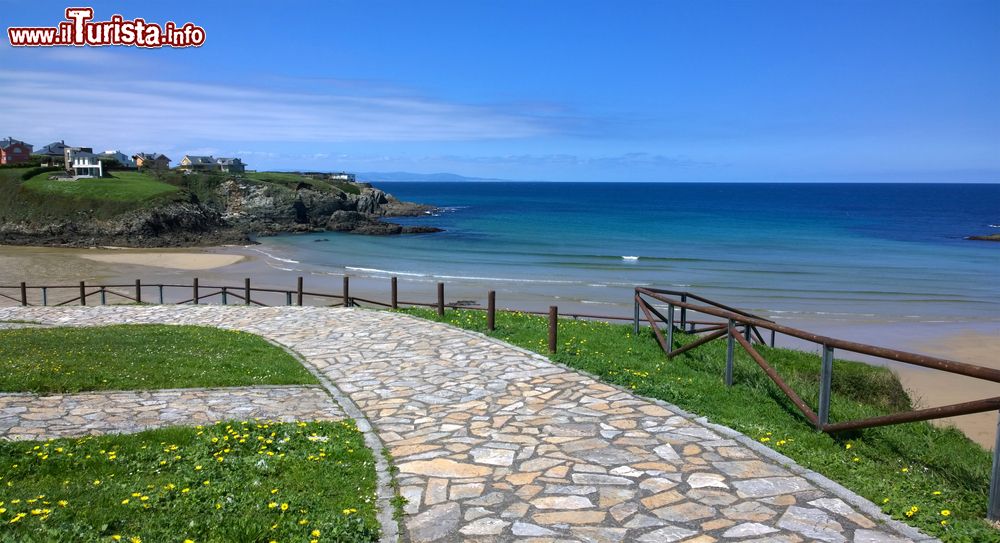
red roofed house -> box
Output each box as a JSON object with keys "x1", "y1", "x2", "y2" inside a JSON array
[{"x1": 0, "y1": 137, "x2": 33, "y2": 165}]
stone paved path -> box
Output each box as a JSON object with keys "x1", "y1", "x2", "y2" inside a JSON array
[
  {"x1": 0, "y1": 306, "x2": 934, "y2": 543},
  {"x1": 0, "y1": 385, "x2": 343, "y2": 440}
]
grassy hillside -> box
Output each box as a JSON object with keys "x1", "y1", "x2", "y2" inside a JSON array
[
  {"x1": 0, "y1": 168, "x2": 360, "y2": 223},
  {"x1": 400, "y1": 308, "x2": 998, "y2": 542},
  {"x1": 22, "y1": 170, "x2": 180, "y2": 202},
  {"x1": 0, "y1": 168, "x2": 186, "y2": 221}
]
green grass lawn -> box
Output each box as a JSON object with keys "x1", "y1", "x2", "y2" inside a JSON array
[
  {"x1": 22, "y1": 171, "x2": 180, "y2": 202},
  {"x1": 0, "y1": 325, "x2": 318, "y2": 393},
  {"x1": 0, "y1": 419, "x2": 379, "y2": 542},
  {"x1": 400, "y1": 308, "x2": 998, "y2": 542}
]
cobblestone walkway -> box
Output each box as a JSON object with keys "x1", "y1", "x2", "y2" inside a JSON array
[
  {"x1": 0, "y1": 385, "x2": 343, "y2": 440},
  {"x1": 0, "y1": 306, "x2": 933, "y2": 543}
]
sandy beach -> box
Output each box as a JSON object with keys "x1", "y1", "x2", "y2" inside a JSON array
[{"x1": 78, "y1": 251, "x2": 245, "y2": 270}]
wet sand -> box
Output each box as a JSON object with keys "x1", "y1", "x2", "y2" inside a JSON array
[{"x1": 1, "y1": 243, "x2": 996, "y2": 448}]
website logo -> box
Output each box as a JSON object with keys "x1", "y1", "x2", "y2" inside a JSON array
[{"x1": 8, "y1": 7, "x2": 206, "y2": 48}]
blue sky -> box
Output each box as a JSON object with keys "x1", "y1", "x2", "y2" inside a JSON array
[{"x1": 1, "y1": 0, "x2": 998, "y2": 181}]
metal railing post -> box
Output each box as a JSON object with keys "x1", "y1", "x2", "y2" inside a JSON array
[
  {"x1": 770, "y1": 329, "x2": 776, "y2": 348},
  {"x1": 79, "y1": 281, "x2": 86, "y2": 306},
  {"x1": 818, "y1": 344, "x2": 834, "y2": 430},
  {"x1": 633, "y1": 294, "x2": 640, "y2": 335},
  {"x1": 20, "y1": 282, "x2": 27, "y2": 306},
  {"x1": 41, "y1": 287, "x2": 47, "y2": 307},
  {"x1": 548, "y1": 306, "x2": 558, "y2": 354},
  {"x1": 192, "y1": 278, "x2": 199, "y2": 305},
  {"x1": 390, "y1": 277, "x2": 398, "y2": 309},
  {"x1": 343, "y1": 276, "x2": 350, "y2": 307},
  {"x1": 725, "y1": 319, "x2": 735, "y2": 386},
  {"x1": 437, "y1": 282, "x2": 444, "y2": 316},
  {"x1": 487, "y1": 290, "x2": 496, "y2": 331},
  {"x1": 286, "y1": 292, "x2": 292, "y2": 306},
  {"x1": 100, "y1": 287, "x2": 106, "y2": 305},
  {"x1": 244, "y1": 278, "x2": 251, "y2": 306},
  {"x1": 666, "y1": 303, "x2": 674, "y2": 352},
  {"x1": 744, "y1": 323, "x2": 751, "y2": 342},
  {"x1": 158, "y1": 285, "x2": 164, "y2": 304},
  {"x1": 135, "y1": 279, "x2": 142, "y2": 304},
  {"x1": 680, "y1": 294, "x2": 687, "y2": 330},
  {"x1": 221, "y1": 287, "x2": 228, "y2": 305},
  {"x1": 989, "y1": 411, "x2": 1000, "y2": 521},
  {"x1": 297, "y1": 276, "x2": 304, "y2": 306}
]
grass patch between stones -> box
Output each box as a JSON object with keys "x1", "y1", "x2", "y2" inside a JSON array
[{"x1": 0, "y1": 324, "x2": 317, "y2": 393}]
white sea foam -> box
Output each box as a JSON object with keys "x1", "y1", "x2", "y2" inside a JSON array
[
  {"x1": 622, "y1": 256, "x2": 639, "y2": 261},
  {"x1": 250, "y1": 248, "x2": 300, "y2": 264},
  {"x1": 990, "y1": 224, "x2": 1000, "y2": 228},
  {"x1": 433, "y1": 274, "x2": 580, "y2": 284},
  {"x1": 345, "y1": 266, "x2": 426, "y2": 278}
]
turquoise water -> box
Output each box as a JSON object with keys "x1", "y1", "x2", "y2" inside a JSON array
[{"x1": 257, "y1": 182, "x2": 999, "y2": 326}]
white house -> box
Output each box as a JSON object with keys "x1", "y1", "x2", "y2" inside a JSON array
[
  {"x1": 69, "y1": 151, "x2": 103, "y2": 178},
  {"x1": 101, "y1": 150, "x2": 136, "y2": 168},
  {"x1": 330, "y1": 172, "x2": 356, "y2": 182}
]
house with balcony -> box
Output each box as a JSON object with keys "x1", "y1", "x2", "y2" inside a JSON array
[
  {"x1": 0, "y1": 137, "x2": 33, "y2": 165},
  {"x1": 68, "y1": 150, "x2": 103, "y2": 178}
]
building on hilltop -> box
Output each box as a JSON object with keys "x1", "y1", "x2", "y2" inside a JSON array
[
  {"x1": 67, "y1": 150, "x2": 103, "y2": 178},
  {"x1": 215, "y1": 157, "x2": 245, "y2": 173},
  {"x1": 133, "y1": 153, "x2": 171, "y2": 170},
  {"x1": 179, "y1": 155, "x2": 216, "y2": 171},
  {"x1": 0, "y1": 137, "x2": 33, "y2": 165},
  {"x1": 329, "y1": 172, "x2": 356, "y2": 182},
  {"x1": 100, "y1": 150, "x2": 136, "y2": 168},
  {"x1": 35, "y1": 140, "x2": 68, "y2": 165},
  {"x1": 179, "y1": 155, "x2": 246, "y2": 173}
]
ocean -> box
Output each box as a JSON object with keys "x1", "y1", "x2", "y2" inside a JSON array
[{"x1": 254, "y1": 182, "x2": 999, "y2": 333}]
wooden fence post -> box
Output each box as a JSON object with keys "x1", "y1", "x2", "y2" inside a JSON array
[
  {"x1": 135, "y1": 279, "x2": 142, "y2": 304},
  {"x1": 193, "y1": 278, "x2": 199, "y2": 305},
  {"x1": 548, "y1": 306, "x2": 558, "y2": 354},
  {"x1": 391, "y1": 277, "x2": 398, "y2": 309},
  {"x1": 20, "y1": 282, "x2": 27, "y2": 307},
  {"x1": 437, "y1": 282, "x2": 444, "y2": 316},
  {"x1": 244, "y1": 278, "x2": 251, "y2": 306},
  {"x1": 80, "y1": 281, "x2": 86, "y2": 306},
  {"x1": 343, "y1": 276, "x2": 350, "y2": 307},
  {"x1": 487, "y1": 290, "x2": 496, "y2": 331},
  {"x1": 297, "y1": 276, "x2": 304, "y2": 306}
]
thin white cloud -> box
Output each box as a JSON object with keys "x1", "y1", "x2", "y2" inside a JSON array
[{"x1": 0, "y1": 70, "x2": 552, "y2": 148}]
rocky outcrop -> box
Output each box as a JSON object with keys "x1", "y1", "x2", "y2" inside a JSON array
[
  {"x1": 0, "y1": 176, "x2": 440, "y2": 247},
  {"x1": 216, "y1": 180, "x2": 438, "y2": 236},
  {"x1": 967, "y1": 233, "x2": 1000, "y2": 242},
  {"x1": 0, "y1": 202, "x2": 246, "y2": 248},
  {"x1": 327, "y1": 211, "x2": 442, "y2": 235}
]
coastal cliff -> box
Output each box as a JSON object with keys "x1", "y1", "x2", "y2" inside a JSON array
[{"x1": 0, "y1": 168, "x2": 439, "y2": 248}]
